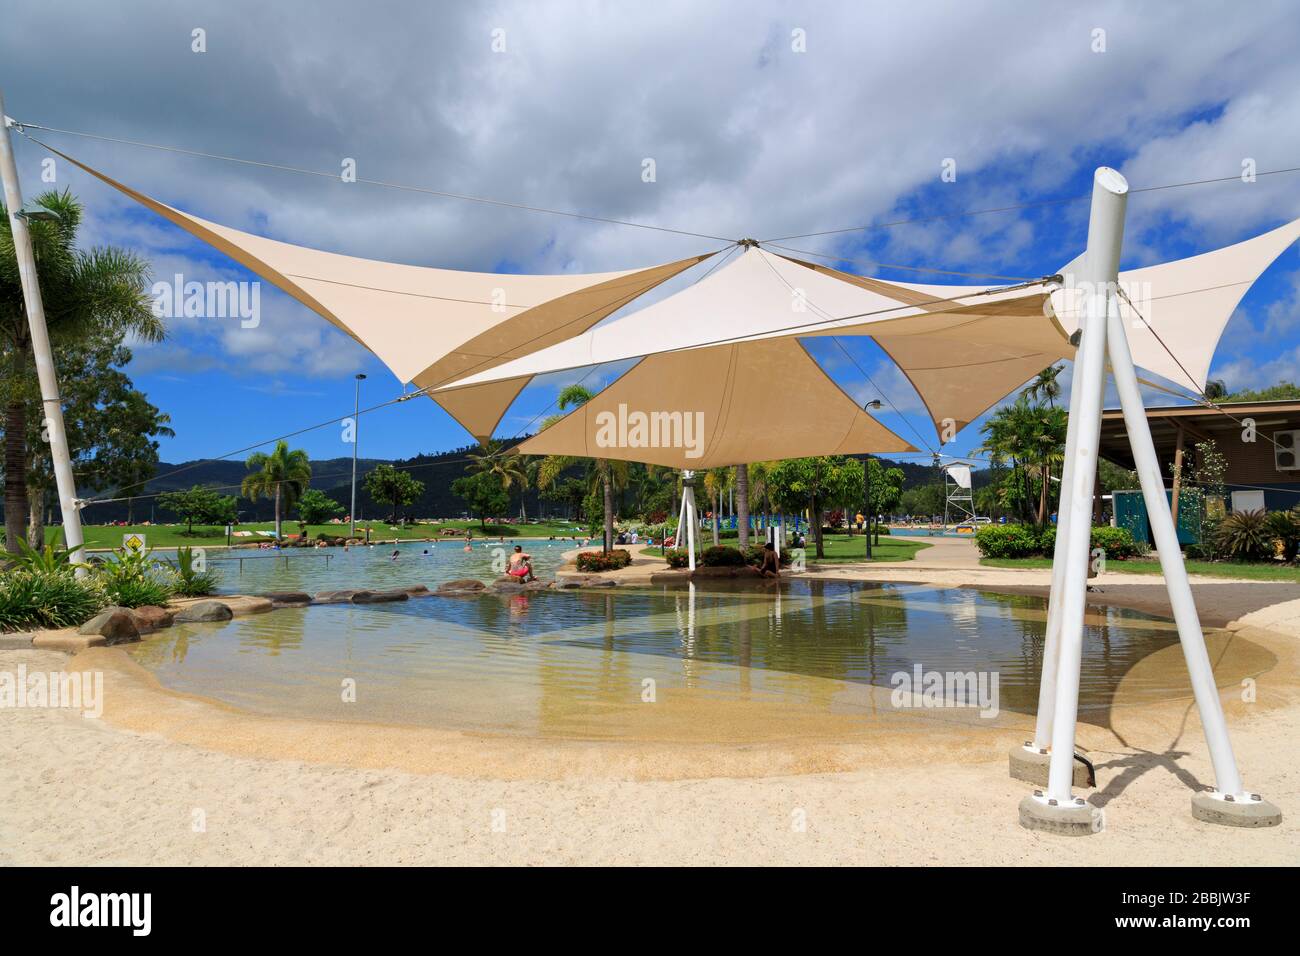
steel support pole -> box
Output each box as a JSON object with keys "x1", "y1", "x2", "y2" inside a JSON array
[
  {"x1": 0, "y1": 95, "x2": 86, "y2": 568},
  {"x1": 1043, "y1": 167, "x2": 1128, "y2": 804},
  {"x1": 349, "y1": 374, "x2": 364, "y2": 538},
  {"x1": 1107, "y1": 301, "x2": 1248, "y2": 797}
]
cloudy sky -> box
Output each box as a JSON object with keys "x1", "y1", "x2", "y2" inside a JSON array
[{"x1": 3, "y1": 0, "x2": 1299, "y2": 467}]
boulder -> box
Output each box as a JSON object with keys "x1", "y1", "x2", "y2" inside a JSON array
[
  {"x1": 130, "y1": 605, "x2": 174, "y2": 633},
  {"x1": 400, "y1": 584, "x2": 431, "y2": 597},
  {"x1": 77, "y1": 608, "x2": 140, "y2": 644},
  {"x1": 313, "y1": 589, "x2": 364, "y2": 604},
  {"x1": 262, "y1": 590, "x2": 313, "y2": 608},
  {"x1": 351, "y1": 589, "x2": 409, "y2": 604},
  {"x1": 174, "y1": 600, "x2": 234, "y2": 623},
  {"x1": 436, "y1": 578, "x2": 486, "y2": 593},
  {"x1": 690, "y1": 565, "x2": 762, "y2": 579},
  {"x1": 0, "y1": 632, "x2": 36, "y2": 650}
]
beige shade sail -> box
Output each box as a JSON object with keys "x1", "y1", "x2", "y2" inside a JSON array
[
  {"x1": 437, "y1": 247, "x2": 1065, "y2": 440},
  {"x1": 49, "y1": 146, "x2": 713, "y2": 387},
  {"x1": 516, "y1": 337, "x2": 916, "y2": 468}
]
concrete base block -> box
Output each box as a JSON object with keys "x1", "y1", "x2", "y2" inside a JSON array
[
  {"x1": 1191, "y1": 792, "x2": 1282, "y2": 828},
  {"x1": 1008, "y1": 745, "x2": 1093, "y2": 788},
  {"x1": 1018, "y1": 793, "x2": 1100, "y2": 836}
]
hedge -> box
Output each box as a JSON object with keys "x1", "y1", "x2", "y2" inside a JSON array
[
  {"x1": 575, "y1": 549, "x2": 632, "y2": 572},
  {"x1": 975, "y1": 523, "x2": 1141, "y2": 560}
]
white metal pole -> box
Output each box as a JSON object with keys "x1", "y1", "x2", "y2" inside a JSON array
[
  {"x1": 0, "y1": 96, "x2": 85, "y2": 569},
  {"x1": 1106, "y1": 300, "x2": 1246, "y2": 796},
  {"x1": 349, "y1": 373, "x2": 364, "y2": 538},
  {"x1": 684, "y1": 485, "x2": 697, "y2": 571},
  {"x1": 1044, "y1": 167, "x2": 1128, "y2": 803}
]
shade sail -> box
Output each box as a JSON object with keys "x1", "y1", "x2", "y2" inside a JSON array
[
  {"x1": 515, "y1": 337, "x2": 916, "y2": 468},
  {"x1": 1051, "y1": 215, "x2": 1300, "y2": 393},
  {"x1": 436, "y1": 247, "x2": 1068, "y2": 439},
  {"x1": 49, "y1": 146, "x2": 713, "y2": 387}
]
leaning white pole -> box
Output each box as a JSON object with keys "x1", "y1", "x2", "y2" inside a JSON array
[
  {"x1": 0, "y1": 95, "x2": 86, "y2": 569},
  {"x1": 1107, "y1": 299, "x2": 1251, "y2": 798},
  {"x1": 1018, "y1": 169, "x2": 1127, "y2": 836}
]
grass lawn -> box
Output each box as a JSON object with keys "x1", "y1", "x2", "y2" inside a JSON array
[
  {"x1": 804, "y1": 533, "x2": 932, "y2": 563},
  {"x1": 60, "y1": 518, "x2": 589, "y2": 551},
  {"x1": 980, "y1": 556, "x2": 1300, "y2": 582}
]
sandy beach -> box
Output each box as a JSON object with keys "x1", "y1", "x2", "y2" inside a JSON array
[{"x1": 2, "y1": 567, "x2": 1296, "y2": 866}]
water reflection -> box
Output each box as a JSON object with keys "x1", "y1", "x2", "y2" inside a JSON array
[{"x1": 129, "y1": 579, "x2": 1201, "y2": 737}]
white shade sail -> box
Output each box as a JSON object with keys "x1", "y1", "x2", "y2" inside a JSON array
[{"x1": 49, "y1": 146, "x2": 713, "y2": 388}]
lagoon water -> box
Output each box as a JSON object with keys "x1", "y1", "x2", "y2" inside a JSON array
[{"x1": 129, "y1": 573, "x2": 1200, "y2": 741}]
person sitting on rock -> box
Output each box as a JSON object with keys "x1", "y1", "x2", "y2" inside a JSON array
[
  {"x1": 758, "y1": 542, "x2": 780, "y2": 578},
  {"x1": 506, "y1": 545, "x2": 535, "y2": 582}
]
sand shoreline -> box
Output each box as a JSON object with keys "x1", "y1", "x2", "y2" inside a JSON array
[{"x1": 2, "y1": 579, "x2": 1297, "y2": 865}]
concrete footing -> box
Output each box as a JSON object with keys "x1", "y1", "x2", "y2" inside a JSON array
[
  {"x1": 1018, "y1": 793, "x2": 1101, "y2": 836},
  {"x1": 1191, "y1": 792, "x2": 1283, "y2": 828},
  {"x1": 1008, "y1": 745, "x2": 1092, "y2": 788}
]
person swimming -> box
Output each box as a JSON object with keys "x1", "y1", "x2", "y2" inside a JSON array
[
  {"x1": 390, "y1": 549, "x2": 400, "y2": 561},
  {"x1": 506, "y1": 544, "x2": 535, "y2": 582}
]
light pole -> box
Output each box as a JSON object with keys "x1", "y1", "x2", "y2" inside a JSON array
[
  {"x1": 349, "y1": 373, "x2": 366, "y2": 538},
  {"x1": 863, "y1": 400, "x2": 883, "y2": 559}
]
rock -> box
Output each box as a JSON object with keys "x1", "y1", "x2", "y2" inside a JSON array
[
  {"x1": 553, "y1": 574, "x2": 617, "y2": 588},
  {"x1": 553, "y1": 579, "x2": 582, "y2": 589},
  {"x1": 262, "y1": 590, "x2": 312, "y2": 607},
  {"x1": 77, "y1": 608, "x2": 140, "y2": 644},
  {"x1": 690, "y1": 565, "x2": 762, "y2": 578},
  {"x1": 400, "y1": 584, "x2": 432, "y2": 597},
  {"x1": 523, "y1": 580, "x2": 550, "y2": 591},
  {"x1": 0, "y1": 632, "x2": 36, "y2": 650},
  {"x1": 490, "y1": 578, "x2": 526, "y2": 593},
  {"x1": 174, "y1": 600, "x2": 234, "y2": 623},
  {"x1": 351, "y1": 589, "x2": 409, "y2": 604},
  {"x1": 436, "y1": 579, "x2": 486, "y2": 593},
  {"x1": 313, "y1": 589, "x2": 363, "y2": 604},
  {"x1": 129, "y1": 605, "x2": 174, "y2": 633}
]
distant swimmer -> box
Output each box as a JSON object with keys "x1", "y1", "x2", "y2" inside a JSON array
[{"x1": 391, "y1": 549, "x2": 400, "y2": 561}]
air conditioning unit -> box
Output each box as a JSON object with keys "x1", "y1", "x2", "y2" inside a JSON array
[{"x1": 1275, "y1": 429, "x2": 1300, "y2": 471}]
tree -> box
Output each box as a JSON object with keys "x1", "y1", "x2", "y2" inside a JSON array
[
  {"x1": 297, "y1": 488, "x2": 345, "y2": 525},
  {"x1": 450, "y1": 471, "x2": 509, "y2": 528},
  {"x1": 734, "y1": 462, "x2": 751, "y2": 549},
  {"x1": 2, "y1": 188, "x2": 164, "y2": 553},
  {"x1": 767, "y1": 456, "x2": 859, "y2": 558},
  {"x1": 976, "y1": 395, "x2": 1067, "y2": 527},
  {"x1": 364, "y1": 463, "x2": 424, "y2": 523},
  {"x1": 536, "y1": 384, "x2": 627, "y2": 552},
  {"x1": 1024, "y1": 364, "x2": 1064, "y2": 406},
  {"x1": 3, "y1": 330, "x2": 173, "y2": 543},
  {"x1": 865, "y1": 457, "x2": 905, "y2": 541},
  {"x1": 241, "y1": 441, "x2": 311, "y2": 540},
  {"x1": 467, "y1": 440, "x2": 531, "y2": 518},
  {"x1": 157, "y1": 485, "x2": 237, "y2": 534}
]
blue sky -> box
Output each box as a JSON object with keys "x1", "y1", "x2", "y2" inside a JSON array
[{"x1": 3, "y1": 1, "x2": 1298, "y2": 468}]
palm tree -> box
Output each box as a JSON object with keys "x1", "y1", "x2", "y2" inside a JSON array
[
  {"x1": 467, "y1": 439, "x2": 530, "y2": 519},
  {"x1": 702, "y1": 467, "x2": 733, "y2": 546},
  {"x1": 734, "y1": 463, "x2": 751, "y2": 549},
  {"x1": 536, "y1": 384, "x2": 627, "y2": 552},
  {"x1": 1024, "y1": 364, "x2": 1064, "y2": 407},
  {"x1": 241, "y1": 441, "x2": 312, "y2": 541},
  {"x1": 2, "y1": 189, "x2": 163, "y2": 553},
  {"x1": 977, "y1": 395, "x2": 1067, "y2": 527}
]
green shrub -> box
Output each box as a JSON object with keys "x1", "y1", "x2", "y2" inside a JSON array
[
  {"x1": 168, "y1": 546, "x2": 221, "y2": 597},
  {"x1": 8, "y1": 541, "x2": 85, "y2": 575},
  {"x1": 974, "y1": 524, "x2": 1040, "y2": 558},
  {"x1": 575, "y1": 549, "x2": 632, "y2": 572},
  {"x1": 97, "y1": 547, "x2": 175, "y2": 608},
  {"x1": 0, "y1": 570, "x2": 105, "y2": 632},
  {"x1": 700, "y1": 545, "x2": 746, "y2": 567},
  {"x1": 1215, "y1": 510, "x2": 1276, "y2": 562},
  {"x1": 664, "y1": 549, "x2": 691, "y2": 569},
  {"x1": 1089, "y1": 526, "x2": 1143, "y2": 560},
  {"x1": 1265, "y1": 508, "x2": 1300, "y2": 563}
]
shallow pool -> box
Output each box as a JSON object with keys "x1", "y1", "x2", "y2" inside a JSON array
[
  {"x1": 201, "y1": 538, "x2": 573, "y2": 595},
  {"x1": 128, "y1": 580, "x2": 1206, "y2": 740}
]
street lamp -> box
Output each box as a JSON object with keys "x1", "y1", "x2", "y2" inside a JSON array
[
  {"x1": 863, "y1": 400, "x2": 883, "y2": 559},
  {"x1": 349, "y1": 373, "x2": 366, "y2": 538}
]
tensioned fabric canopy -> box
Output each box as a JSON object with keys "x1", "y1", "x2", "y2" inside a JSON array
[
  {"x1": 65, "y1": 146, "x2": 1300, "y2": 466},
  {"x1": 51, "y1": 147, "x2": 712, "y2": 388},
  {"x1": 438, "y1": 217, "x2": 1300, "y2": 457}
]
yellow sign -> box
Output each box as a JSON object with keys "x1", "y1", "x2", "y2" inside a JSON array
[{"x1": 122, "y1": 533, "x2": 146, "y2": 553}]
